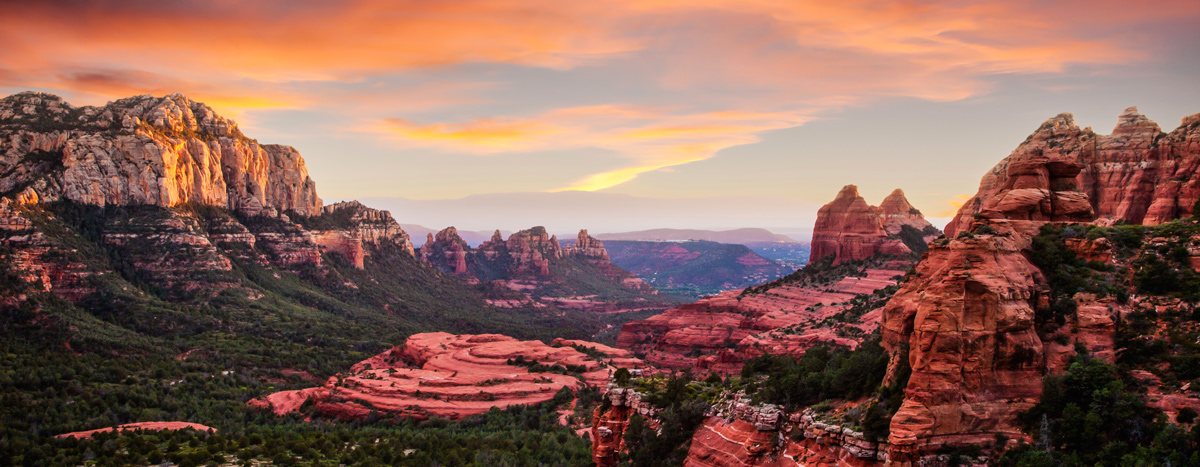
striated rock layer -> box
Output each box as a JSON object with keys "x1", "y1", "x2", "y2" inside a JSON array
[
  {"x1": 0, "y1": 92, "x2": 321, "y2": 216},
  {"x1": 947, "y1": 107, "x2": 1200, "y2": 236},
  {"x1": 617, "y1": 260, "x2": 911, "y2": 375},
  {"x1": 810, "y1": 186, "x2": 934, "y2": 265},
  {"x1": 251, "y1": 332, "x2": 643, "y2": 420}
]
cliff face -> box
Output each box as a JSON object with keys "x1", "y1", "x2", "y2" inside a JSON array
[
  {"x1": 320, "y1": 200, "x2": 414, "y2": 256},
  {"x1": 0, "y1": 92, "x2": 427, "y2": 304},
  {"x1": 947, "y1": 108, "x2": 1200, "y2": 236},
  {"x1": 809, "y1": 186, "x2": 935, "y2": 265},
  {"x1": 877, "y1": 109, "x2": 1200, "y2": 463},
  {"x1": 0, "y1": 92, "x2": 321, "y2": 216}
]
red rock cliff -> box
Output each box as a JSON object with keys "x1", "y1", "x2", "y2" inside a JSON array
[
  {"x1": 879, "y1": 118, "x2": 1131, "y2": 463},
  {"x1": 0, "y1": 92, "x2": 322, "y2": 216},
  {"x1": 946, "y1": 108, "x2": 1200, "y2": 236}
]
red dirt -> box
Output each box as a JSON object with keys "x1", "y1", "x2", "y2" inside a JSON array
[{"x1": 56, "y1": 422, "x2": 215, "y2": 439}]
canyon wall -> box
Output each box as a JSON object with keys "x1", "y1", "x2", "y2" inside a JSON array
[{"x1": 0, "y1": 92, "x2": 321, "y2": 216}]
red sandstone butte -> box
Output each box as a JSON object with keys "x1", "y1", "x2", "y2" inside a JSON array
[
  {"x1": 810, "y1": 186, "x2": 934, "y2": 265},
  {"x1": 56, "y1": 422, "x2": 215, "y2": 439},
  {"x1": 250, "y1": 332, "x2": 643, "y2": 421}
]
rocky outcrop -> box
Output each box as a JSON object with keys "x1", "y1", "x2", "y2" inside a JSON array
[
  {"x1": 880, "y1": 220, "x2": 1048, "y2": 462},
  {"x1": 0, "y1": 198, "x2": 95, "y2": 301},
  {"x1": 947, "y1": 108, "x2": 1200, "y2": 236},
  {"x1": 0, "y1": 92, "x2": 322, "y2": 216},
  {"x1": 682, "y1": 395, "x2": 886, "y2": 467},
  {"x1": 566, "y1": 229, "x2": 609, "y2": 260},
  {"x1": 245, "y1": 215, "x2": 324, "y2": 268},
  {"x1": 880, "y1": 189, "x2": 930, "y2": 236},
  {"x1": 592, "y1": 383, "x2": 658, "y2": 467},
  {"x1": 420, "y1": 227, "x2": 470, "y2": 275},
  {"x1": 251, "y1": 332, "x2": 643, "y2": 421},
  {"x1": 416, "y1": 225, "x2": 660, "y2": 307},
  {"x1": 309, "y1": 201, "x2": 414, "y2": 268},
  {"x1": 319, "y1": 200, "x2": 414, "y2": 256},
  {"x1": 311, "y1": 230, "x2": 365, "y2": 269},
  {"x1": 809, "y1": 186, "x2": 934, "y2": 265},
  {"x1": 489, "y1": 226, "x2": 561, "y2": 277}
]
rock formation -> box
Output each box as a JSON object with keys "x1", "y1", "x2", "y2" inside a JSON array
[
  {"x1": 876, "y1": 109, "x2": 1200, "y2": 463},
  {"x1": 420, "y1": 227, "x2": 470, "y2": 275},
  {"x1": 0, "y1": 92, "x2": 427, "y2": 304},
  {"x1": 416, "y1": 225, "x2": 661, "y2": 308},
  {"x1": 310, "y1": 201, "x2": 414, "y2": 268},
  {"x1": 947, "y1": 108, "x2": 1200, "y2": 236},
  {"x1": 809, "y1": 186, "x2": 934, "y2": 265},
  {"x1": 879, "y1": 189, "x2": 930, "y2": 236},
  {"x1": 320, "y1": 200, "x2": 414, "y2": 255},
  {"x1": 250, "y1": 332, "x2": 643, "y2": 420},
  {"x1": 0, "y1": 92, "x2": 321, "y2": 216},
  {"x1": 566, "y1": 229, "x2": 609, "y2": 260}
]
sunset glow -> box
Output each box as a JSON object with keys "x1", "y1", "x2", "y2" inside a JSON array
[{"x1": 2, "y1": 0, "x2": 1197, "y2": 230}]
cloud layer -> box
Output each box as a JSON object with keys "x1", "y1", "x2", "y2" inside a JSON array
[{"x1": 3, "y1": 0, "x2": 1196, "y2": 199}]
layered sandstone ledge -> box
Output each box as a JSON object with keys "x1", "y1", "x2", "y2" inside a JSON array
[
  {"x1": 617, "y1": 263, "x2": 908, "y2": 375},
  {"x1": 250, "y1": 332, "x2": 643, "y2": 420},
  {"x1": 56, "y1": 422, "x2": 215, "y2": 440}
]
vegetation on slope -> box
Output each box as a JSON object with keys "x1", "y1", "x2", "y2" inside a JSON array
[{"x1": 0, "y1": 201, "x2": 613, "y2": 466}]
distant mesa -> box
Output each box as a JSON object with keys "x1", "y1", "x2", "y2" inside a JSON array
[
  {"x1": 603, "y1": 239, "x2": 793, "y2": 299},
  {"x1": 596, "y1": 228, "x2": 797, "y2": 244},
  {"x1": 402, "y1": 224, "x2": 512, "y2": 247}
]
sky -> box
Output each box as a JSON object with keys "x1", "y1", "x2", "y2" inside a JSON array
[{"x1": 2, "y1": 0, "x2": 1198, "y2": 235}]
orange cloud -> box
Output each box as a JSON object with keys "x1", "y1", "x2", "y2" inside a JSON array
[
  {"x1": 380, "y1": 118, "x2": 564, "y2": 152},
  {"x1": 0, "y1": 1, "x2": 641, "y2": 80},
  {"x1": 374, "y1": 105, "x2": 811, "y2": 190}
]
